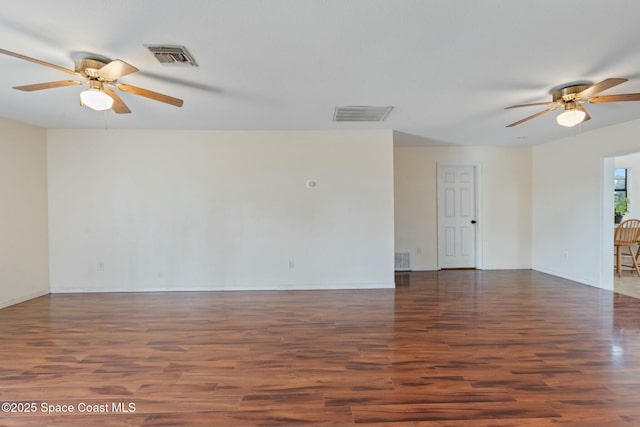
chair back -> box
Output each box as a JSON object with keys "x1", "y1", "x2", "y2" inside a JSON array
[{"x1": 615, "y1": 219, "x2": 640, "y2": 245}]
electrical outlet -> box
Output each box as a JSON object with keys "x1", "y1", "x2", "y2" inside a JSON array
[
  {"x1": 289, "y1": 259, "x2": 295, "y2": 269},
  {"x1": 417, "y1": 247, "x2": 422, "y2": 255},
  {"x1": 97, "y1": 262, "x2": 104, "y2": 271}
]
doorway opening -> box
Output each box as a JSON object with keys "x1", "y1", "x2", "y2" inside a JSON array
[{"x1": 607, "y1": 152, "x2": 640, "y2": 298}]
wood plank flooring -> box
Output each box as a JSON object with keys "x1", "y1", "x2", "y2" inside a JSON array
[{"x1": 1, "y1": 270, "x2": 640, "y2": 426}]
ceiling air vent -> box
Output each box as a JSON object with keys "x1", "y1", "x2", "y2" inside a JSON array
[
  {"x1": 333, "y1": 106, "x2": 393, "y2": 122},
  {"x1": 145, "y1": 45, "x2": 198, "y2": 66}
]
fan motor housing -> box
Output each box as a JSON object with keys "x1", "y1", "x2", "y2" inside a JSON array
[
  {"x1": 74, "y1": 58, "x2": 107, "y2": 79},
  {"x1": 552, "y1": 84, "x2": 589, "y2": 102}
]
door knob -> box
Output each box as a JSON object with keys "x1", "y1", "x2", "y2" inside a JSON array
[{"x1": 471, "y1": 220, "x2": 477, "y2": 224}]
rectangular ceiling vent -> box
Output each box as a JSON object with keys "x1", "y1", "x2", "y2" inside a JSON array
[
  {"x1": 145, "y1": 45, "x2": 198, "y2": 66},
  {"x1": 333, "y1": 106, "x2": 393, "y2": 122}
]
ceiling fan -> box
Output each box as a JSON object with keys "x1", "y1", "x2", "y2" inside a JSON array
[
  {"x1": 0, "y1": 48, "x2": 183, "y2": 114},
  {"x1": 505, "y1": 78, "x2": 640, "y2": 128}
]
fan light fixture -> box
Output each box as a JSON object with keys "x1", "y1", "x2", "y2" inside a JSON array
[
  {"x1": 556, "y1": 110, "x2": 586, "y2": 128},
  {"x1": 556, "y1": 105, "x2": 586, "y2": 127},
  {"x1": 80, "y1": 81, "x2": 113, "y2": 111}
]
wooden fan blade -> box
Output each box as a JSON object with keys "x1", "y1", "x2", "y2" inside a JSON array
[
  {"x1": 116, "y1": 83, "x2": 183, "y2": 107},
  {"x1": 588, "y1": 93, "x2": 640, "y2": 103},
  {"x1": 577, "y1": 78, "x2": 627, "y2": 99},
  {"x1": 576, "y1": 104, "x2": 591, "y2": 122},
  {"x1": 13, "y1": 80, "x2": 82, "y2": 91},
  {"x1": 104, "y1": 88, "x2": 131, "y2": 114},
  {"x1": 506, "y1": 106, "x2": 559, "y2": 127},
  {"x1": 0, "y1": 48, "x2": 78, "y2": 76},
  {"x1": 505, "y1": 101, "x2": 558, "y2": 109},
  {"x1": 98, "y1": 59, "x2": 138, "y2": 81}
]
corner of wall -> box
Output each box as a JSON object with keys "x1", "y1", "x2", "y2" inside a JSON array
[{"x1": 0, "y1": 117, "x2": 50, "y2": 308}]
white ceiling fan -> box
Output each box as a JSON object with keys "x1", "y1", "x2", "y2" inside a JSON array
[
  {"x1": 506, "y1": 78, "x2": 640, "y2": 128},
  {"x1": 0, "y1": 48, "x2": 184, "y2": 114}
]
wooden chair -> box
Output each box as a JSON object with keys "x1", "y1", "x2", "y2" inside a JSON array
[{"x1": 614, "y1": 219, "x2": 640, "y2": 277}]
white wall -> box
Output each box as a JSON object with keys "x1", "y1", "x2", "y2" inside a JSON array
[
  {"x1": 532, "y1": 118, "x2": 640, "y2": 290},
  {"x1": 615, "y1": 152, "x2": 640, "y2": 220},
  {"x1": 0, "y1": 117, "x2": 49, "y2": 308},
  {"x1": 47, "y1": 129, "x2": 394, "y2": 292},
  {"x1": 394, "y1": 132, "x2": 532, "y2": 270}
]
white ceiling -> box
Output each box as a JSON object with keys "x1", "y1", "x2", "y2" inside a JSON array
[{"x1": 2, "y1": 0, "x2": 640, "y2": 146}]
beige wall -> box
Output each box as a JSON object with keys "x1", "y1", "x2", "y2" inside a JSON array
[
  {"x1": 47, "y1": 129, "x2": 395, "y2": 292},
  {"x1": 8, "y1": 108, "x2": 635, "y2": 304},
  {"x1": 394, "y1": 132, "x2": 532, "y2": 270},
  {"x1": 0, "y1": 117, "x2": 49, "y2": 308}
]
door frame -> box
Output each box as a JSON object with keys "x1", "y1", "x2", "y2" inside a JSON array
[
  {"x1": 600, "y1": 156, "x2": 615, "y2": 291},
  {"x1": 437, "y1": 162, "x2": 483, "y2": 270},
  {"x1": 600, "y1": 151, "x2": 640, "y2": 291}
]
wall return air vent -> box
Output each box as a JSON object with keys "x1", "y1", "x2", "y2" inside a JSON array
[
  {"x1": 333, "y1": 106, "x2": 393, "y2": 122},
  {"x1": 395, "y1": 251, "x2": 411, "y2": 271},
  {"x1": 146, "y1": 45, "x2": 198, "y2": 66}
]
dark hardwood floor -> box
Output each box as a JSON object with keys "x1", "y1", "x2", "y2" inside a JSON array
[{"x1": 1, "y1": 270, "x2": 640, "y2": 426}]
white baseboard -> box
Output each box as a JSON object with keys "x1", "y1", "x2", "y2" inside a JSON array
[
  {"x1": 480, "y1": 265, "x2": 532, "y2": 270},
  {"x1": 398, "y1": 265, "x2": 532, "y2": 272},
  {"x1": 531, "y1": 266, "x2": 602, "y2": 289},
  {"x1": 0, "y1": 289, "x2": 49, "y2": 309},
  {"x1": 50, "y1": 281, "x2": 395, "y2": 293},
  {"x1": 408, "y1": 265, "x2": 439, "y2": 271}
]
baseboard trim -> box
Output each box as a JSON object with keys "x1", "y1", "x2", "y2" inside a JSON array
[
  {"x1": 395, "y1": 266, "x2": 533, "y2": 272},
  {"x1": 481, "y1": 265, "x2": 533, "y2": 270},
  {"x1": 408, "y1": 265, "x2": 439, "y2": 271},
  {"x1": 531, "y1": 266, "x2": 601, "y2": 289},
  {"x1": 0, "y1": 289, "x2": 49, "y2": 309},
  {"x1": 51, "y1": 282, "x2": 395, "y2": 293}
]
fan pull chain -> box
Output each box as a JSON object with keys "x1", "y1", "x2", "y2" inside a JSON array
[{"x1": 103, "y1": 109, "x2": 109, "y2": 130}]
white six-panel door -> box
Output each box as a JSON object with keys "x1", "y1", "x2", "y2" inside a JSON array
[{"x1": 438, "y1": 165, "x2": 477, "y2": 268}]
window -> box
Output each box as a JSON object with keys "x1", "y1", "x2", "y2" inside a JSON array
[{"x1": 615, "y1": 168, "x2": 627, "y2": 201}]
